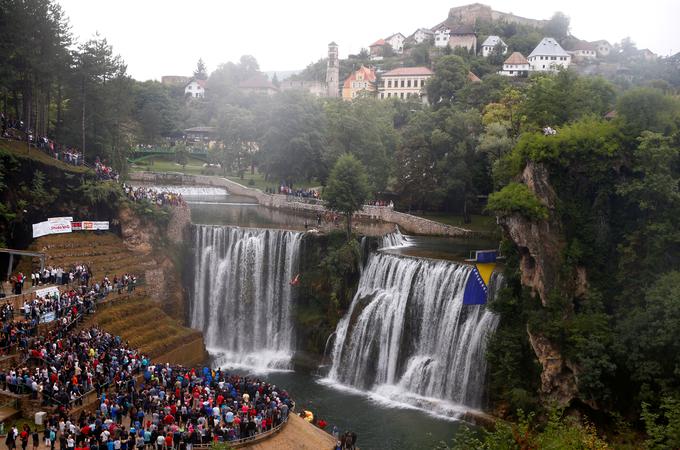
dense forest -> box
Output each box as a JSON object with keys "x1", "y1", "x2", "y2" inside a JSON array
[{"x1": 3, "y1": 0, "x2": 680, "y2": 447}]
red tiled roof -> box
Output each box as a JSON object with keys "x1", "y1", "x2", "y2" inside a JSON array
[
  {"x1": 467, "y1": 71, "x2": 481, "y2": 83},
  {"x1": 370, "y1": 39, "x2": 386, "y2": 47},
  {"x1": 343, "y1": 66, "x2": 377, "y2": 89},
  {"x1": 382, "y1": 66, "x2": 433, "y2": 77},
  {"x1": 504, "y1": 52, "x2": 528, "y2": 65},
  {"x1": 571, "y1": 41, "x2": 596, "y2": 52}
]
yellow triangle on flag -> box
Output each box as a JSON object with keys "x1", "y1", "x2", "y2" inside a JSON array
[{"x1": 475, "y1": 263, "x2": 496, "y2": 286}]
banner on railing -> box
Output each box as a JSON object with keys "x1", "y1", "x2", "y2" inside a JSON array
[
  {"x1": 35, "y1": 286, "x2": 60, "y2": 299},
  {"x1": 40, "y1": 312, "x2": 56, "y2": 324},
  {"x1": 47, "y1": 216, "x2": 73, "y2": 222},
  {"x1": 32, "y1": 219, "x2": 72, "y2": 238},
  {"x1": 72, "y1": 221, "x2": 109, "y2": 231}
]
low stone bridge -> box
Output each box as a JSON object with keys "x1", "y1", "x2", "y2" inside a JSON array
[{"x1": 128, "y1": 171, "x2": 473, "y2": 237}]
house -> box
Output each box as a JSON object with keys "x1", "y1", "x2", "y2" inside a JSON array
[
  {"x1": 481, "y1": 35, "x2": 507, "y2": 57},
  {"x1": 433, "y1": 26, "x2": 451, "y2": 48},
  {"x1": 378, "y1": 66, "x2": 433, "y2": 102},
  {"x1": 342, "y1": 66, "x2": 377, "y2": 100},
  {"x1": 527, "y1": 37, "x2": 571, "y2": 72},
  {"x1": 467, "y1": 71, "x2": 482, "y2": 82},
  {"x1": 637, "y1": 48, "x2": 657, "y2": 61},
  {"x1": 184, "y1": 79, "x2": 206, "y2": 98},
  {"x1": 592, "y1": 40, "x2": 612, "y2": 57},
  {"x1": 569, "y1": 41, "x2": 597, "y2": 62},
  {"x1": 369, "y1": 39, "x2": 387, "y2": 58},
  {"x1": 238, "y1": 74, "x2": 279, "y2": 95},
  {"x1": 411, "y1": 28, "x2": 434, "y2": 44},
  {"x1": 448, "y1": 24, "x2": 477, "y2": 53},
  {"x1": 499, "y1": 52, "x2": 530, "y2": 76},
  {"x1": 385, "y1": 33, "x2": 406, "y2": 54}
]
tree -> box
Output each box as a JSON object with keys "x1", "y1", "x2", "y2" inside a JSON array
[
  {"x1": 426, "y1": 55, "x2": 469, "y2": 107},
  {"x1": 324, "y1": 154, "x2": 370, "y2": 237},
  {"x1": 543, "y1": 12, "x2": 570, "y2": 41},
  {"x1": 194, "y1": 58, "x2": 207, "y2": 80}
]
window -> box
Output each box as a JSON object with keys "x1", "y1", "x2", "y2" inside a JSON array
[
  {"x1": 388, "y1": 80, "x2": 392, "y2": 88},
  {"x1": 400, "y1": 80, "x2": 405, "y2": 88},
  {"x1": 407, "y1": 80, "x2": 411, "y2": 88},
  {"x1": 400, "y1": 92, "x2": 404, "y2": 99},
  {"x1": 380, "y1": 93, "x2": 384, "y2": 99},
  {"x1": 551, "y1": 56, "x2": 556, "y2": 60}
]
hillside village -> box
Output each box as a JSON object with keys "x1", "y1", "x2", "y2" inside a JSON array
[{"x1": 165, "y1": 3, "x2": 674, "y2": 104}]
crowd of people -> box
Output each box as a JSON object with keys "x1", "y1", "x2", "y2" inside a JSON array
[
  {"x1": 94, "y1": 159, "x2": 119, "y2": 182},
  {"x1": 274, "y1": 185, "x2": 320, "y2": 200},
  {"x1": 122, "y1": 184, "x2": 186, "y2": 207}
]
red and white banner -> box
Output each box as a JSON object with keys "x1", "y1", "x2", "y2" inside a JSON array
[
  {"x1": 71, "y1": 221, "x2": 109, "y2": 231},
  {"x1": 32, "y1": 219, "x2": 72, "y2": 238}
]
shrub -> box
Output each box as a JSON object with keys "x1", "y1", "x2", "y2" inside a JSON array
[{"x1": 486, "y1": 182, "x2": 548, "y2": 220}]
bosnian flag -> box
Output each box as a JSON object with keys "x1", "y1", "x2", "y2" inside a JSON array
[{"x1": 463, "y1": 262, "x2": 496, "y2": 305}]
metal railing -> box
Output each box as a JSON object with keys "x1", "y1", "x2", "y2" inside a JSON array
[{"x1": 191, "y1": 414, "x2": 291, "y2": 449}]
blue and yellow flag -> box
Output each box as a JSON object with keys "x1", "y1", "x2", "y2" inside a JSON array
[{"x1": 463, "y1": 251, "x2": 497, "y2": 305}]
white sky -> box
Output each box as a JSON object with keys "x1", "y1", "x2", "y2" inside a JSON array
[{"x1": 58, "y1": 0, "x2": 680, "y2": 81}]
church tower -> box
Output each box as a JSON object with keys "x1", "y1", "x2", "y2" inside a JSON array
[{"x1": 326, "y1": 42, "x2": 339, "y2": 98}]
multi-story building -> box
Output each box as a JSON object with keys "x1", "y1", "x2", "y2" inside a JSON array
[
  {"x1": 499, "y1": 52, "x2": 530, "y2": 76},
  {"x1": 385, "y1": 33, "x2": 406, "y2": 54},
  {"x1": 378, "y1": 67, "x2": 433, "y2": 102},
  {"x1": 411, "y1": 28, "x2": 434, "y2": 44},
  {"x1": 342, "y1": 66, "x2": 377, "y2": 100},
  {"x1": 527, "y1": 37, "x2": 571, "y2": 72}
]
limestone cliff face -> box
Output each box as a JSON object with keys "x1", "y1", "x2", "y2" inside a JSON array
[
  {"x1": 498, "y1": 162, "x2": 587, "y2": 408},
  {"x1": 119, "y1": 204, "x2": 193, "y2": 321}
]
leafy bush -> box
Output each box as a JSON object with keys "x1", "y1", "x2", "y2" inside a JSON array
[
  {"x1": 642, "y1": 396, "x2": 680, "y2": 449},
  {"x1": 486, "y1": 182, "x2": 548, "y2": 220}
]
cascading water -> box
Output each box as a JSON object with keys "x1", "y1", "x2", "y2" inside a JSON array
[
  {"x1": 190, "y1": 225, "x2": 302, "y2": 371},
  {"x1": 379, "y1": 227, "x2": 413, "y2": 249},
  {"x1": 326, "y1": 251, "x2": 500, "y2": 417},
  {"x1": 133, "y1": 184, "x2": 229, "y2": 197}
]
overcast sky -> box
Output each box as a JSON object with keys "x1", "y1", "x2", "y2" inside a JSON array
[{"x1": 57, "y1": 0, "x2": 680, "y2": 81}]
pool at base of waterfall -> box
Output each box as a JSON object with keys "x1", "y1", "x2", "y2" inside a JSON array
[{"x1": 216, "y1": 363, "x2": 469, "y2": 450}]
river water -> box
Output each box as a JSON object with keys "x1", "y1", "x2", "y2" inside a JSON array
[{"x1": 145, "y1": 185, "x2": 497, "y2": 449}]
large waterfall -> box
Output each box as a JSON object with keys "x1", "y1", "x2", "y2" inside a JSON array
[
  {"x1": 190, "y1": 225, "x2": 302, "y2": 371},
  {"x1": 326, "y1": 251, "x2": 499, "y2": 416}
]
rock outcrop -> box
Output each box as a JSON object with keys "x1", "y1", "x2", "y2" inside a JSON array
[{"x1": 498, "y1": 162, "x2": 586, "y2": 408}]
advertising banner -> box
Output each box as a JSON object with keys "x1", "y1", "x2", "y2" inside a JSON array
[
  {"x1": 47, "y1": 217, "x2": 73, "y2": 222},
  {"x1": 71, "y1": 221, "x2": 109, "y2": 231},
  {"x1": 32, "y1": 219, "x2": 72, "y2": 238},
  {"x1": 40, "y1": 312, "x2": 56, "y2": 324},
  {"x1": 35, "y1": 286, "x2": 60, "y2": 299}
]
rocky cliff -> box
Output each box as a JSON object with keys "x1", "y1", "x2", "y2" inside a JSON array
[{"x1": 498, "y1": 162, "x2": 588, "y2": 408}]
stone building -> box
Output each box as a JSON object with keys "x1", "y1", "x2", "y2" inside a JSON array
[{"x1": 326, "y1": 42, "x2": 340, "y2": 97}]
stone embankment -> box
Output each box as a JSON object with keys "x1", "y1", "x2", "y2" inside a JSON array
[{"x1": 128, "y1": 171, "x2": 473, "y2": 237}]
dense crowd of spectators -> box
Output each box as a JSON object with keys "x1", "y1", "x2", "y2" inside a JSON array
[
  {"x1": 123, "y1": 184, "x2": 186, "y2": 207},
  {"x1": 95, "y1": 159, "x2": 119, "y2": 181}
]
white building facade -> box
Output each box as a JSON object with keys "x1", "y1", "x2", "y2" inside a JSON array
[
  {"x1": 527, "y1": 37, "x2": 571, "y2": 72},
  {"x1": 385, "y1": 33, "x2": 406, "y2": 54},
  {"x1": 434, "y1": 27, "x2": 450, "y2": 48},
  {"x1": 412, "y1": 28, "x2": 434, "y2": 44},
  {"x1": 481, "y1": 35, "x2": 508, "y2": 57},
  {"x1": 379, "y1": 67, "x2": 433, "y2": 102},
  {"x1": 184, "y1": 80, "x2": 206, "y2": 98},
  {"x1": 499, "y1": 52, "x2": 530, "y2": 76}
]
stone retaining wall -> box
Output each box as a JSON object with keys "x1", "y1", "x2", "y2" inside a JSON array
[{"x1": 128, "y1": 172, "x2": 472, "y2": 237}]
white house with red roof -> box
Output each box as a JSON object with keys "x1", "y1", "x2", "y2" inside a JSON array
[
  {"x1": 499, "y1": 52, "x2": 530, "y2": 76},
  {"x1": 184, "y1": 79, "x2": 206, "y2": 98},
  {"x1": 378, "y1": 66, "x2": 433, "y2": 102}
]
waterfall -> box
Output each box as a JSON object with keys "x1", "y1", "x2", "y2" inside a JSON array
[
  {"x1": 380, "y1": 227, "x2": 413, "y2": 249},
  {"x1": 326, "y1": 252, "x2": 499, "y2": 416},
  {"x1": 134, "y1": 184, "x2": 229, "y2": 197},
  {"x1": 190, "y1": 225, "x2": 302, "y2": 371}
]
